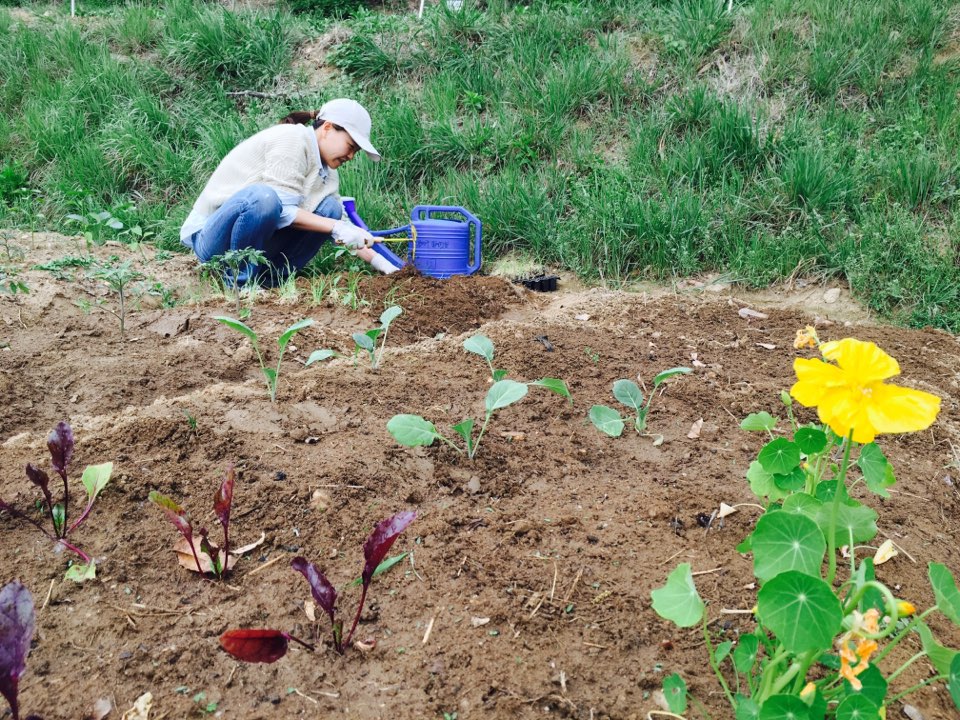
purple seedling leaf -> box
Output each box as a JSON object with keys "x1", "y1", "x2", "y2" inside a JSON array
[
  {"x1": 220, "y1": 629, "x2": 308, "y2": 664},
  {"x1": 24, "y1": 465, "x2": 54, "y2": 526},
  {"x1": 46, "y1": 422, "x2": 73, "y2": 529},
  {"x1": 291, "y1": 558, "x2": 339, "y2": 649},
  {"x1": 214, "y1": 465, "x2": 235, "y2": 563},
  {"x1": 0, "y1": 581, "x2": 36, "y2": 720},
  {"x1": 344, "y1": 511, "x2": 416, "y2": 648},
  {"x1": 148, "y1": 491, "x2": 204, "y2": 576}
]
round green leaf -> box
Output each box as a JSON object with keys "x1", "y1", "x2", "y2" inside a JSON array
[
  {"x1": 795, "y1": 427, "x2": 827, "y2": 455},
  {"x1": 379, "y1": 305, "x2": 402, "y2": 327},
  {"x1": 747, "y1": 461, "x2": 788, "y2": 502},
  {"x1": 662, "y1": 673, "x2": 687, "y2": 714},
  {"x1": 841, "y1": 663, "x2": 886, "y2": 707},
  {"x1": 353, "y1": 332, "x2": 375, "y2": 351},
  {"x1": 758, "y1": 438, "x2": 801, "y2": 475},
  {"x1": 929, "y1": 563, "x2": 960, "y2": 627},
  {"x1": 485, "y1": 380, "x2": 528, "y2": 412},
  {"x1": 651, "y1": 563, "x2": 705, "y2": 628},
  {"x1": 741, "y1": 412, "x2": 778, "y2": 432},
  {"x1": 733, "y1": 634, "x2": 759, "y2": 674},
  {"x1": 835, "y1": 694, "x2": 878, "y2": 720},
  {"x1": 857, "y1": 443, "x2": 896, "y2": 498},
  {"x1": 612, "y1": 380, "x2": 643, "y2": 411},
  {"x1": 752, "y1": 512, "x2": 826, "y2": 582},
  {"x1": 463, "y1": 334, "x2": 494, "y2": 362},
  {"x1": 773, "y1": 466, "x2": 806, "y2": 491},
  {"x1": 758, "y1": 694, "x2": 810, "y2": 720},
  {"x1": 781, "y1": 493, "x2": 823, "y2": 525},
  {"x1": 757, "y1": 571, "x2": 843, "y2": 653},
  {"x1": 80, "y1": 462, "x2": 113, "y2": 504},
  {"x1": 816, "y1": 501, "x2": 878, "y2": 546},
  {"x1": 590, "y1": 406, "x2": 625, "y2": 437},
  {"x1": 386, "y1": 415, "x2": 440, "y2": 447}
]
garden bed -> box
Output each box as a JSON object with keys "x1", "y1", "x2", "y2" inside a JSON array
[{"x1": 1, "y1": 234, "x2": 959, "y2": 719}]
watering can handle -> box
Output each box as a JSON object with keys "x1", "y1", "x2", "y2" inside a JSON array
[{"x1": 410, "y1": 205, "x2": 483, "y2": 275}]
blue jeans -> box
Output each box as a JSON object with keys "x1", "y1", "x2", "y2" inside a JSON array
[{"x1": 186, "y1": 184, "x2": 342, "y2": 286}]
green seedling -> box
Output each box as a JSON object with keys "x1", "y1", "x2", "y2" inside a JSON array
[
  {"x1": 204, "y1": 248, "x2": 268, "y2": 315},
  {"x1": 215, "y1": 316, "x2": 315, "y2": 402},
  {"x1": 91, "y1": 259, "x2": 145, "y2": 338},
  {"x1": 0, "y1": 267, "x2": 28, "y2": 295},
  {"x1": 589, "y1": 367, "x2": 691, "y2": 437},
  {"x1": 352, "y1": 305, "x2": 402, "y2": 369},
  {"x1": 463, "y1": 334, "x2": 508, "y2": 381},
  {"x1": 65, "y1": 209, "x2": 124, "y2": 254},
  {"x1": 34, "y1": 255, "x2": 96, "y2": 281}
]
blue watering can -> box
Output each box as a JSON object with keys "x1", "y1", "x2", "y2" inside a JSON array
[{"x1": 342, "y1": 198, "x2": 482, "y2": 279}]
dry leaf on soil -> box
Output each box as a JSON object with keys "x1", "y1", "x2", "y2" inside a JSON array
[
  {"x1": 230, "y1": 531, "x2": 266, "y2": 556},
  {"x1": 687, "y1": 418, "x2": 704, "y2": 439},
  {"x1": 873, "y1": 539, "x2": 899, "y2": 565},
  {"x1": 738, "y1": 308, "x2": 768, "y2": 320},
  {"x1": 92, "y1": 697, "x2": 112, "y2": 720},
  {"x1": 173, "y1": 537, "x2": 239, "y2": 574},
  {"x1": 120, "y1": 692, "x2": 152, "y2": 720}
]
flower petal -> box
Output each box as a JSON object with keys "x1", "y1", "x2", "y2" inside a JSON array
[
  {"x1": 822, "y1": 339, "x2": 900, "y2": 383},
  {"x1": 791, "y1": 358, "x2": 846, "y2": 406},
  {"x1": 865, "y1": 383, "x2": 941, "y2": 436}
]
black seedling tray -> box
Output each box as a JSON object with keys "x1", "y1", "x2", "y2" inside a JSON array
[{"x1": 515, "y1": 273, "x2": 559, "y2": 292}]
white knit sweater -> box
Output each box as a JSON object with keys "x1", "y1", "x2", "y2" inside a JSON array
[{"x1": 180, "y1": 124, "x2": 339, "y2": 241}]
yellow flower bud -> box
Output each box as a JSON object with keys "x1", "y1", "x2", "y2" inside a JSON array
[
  {"x1": 896, "y1": 600, "x2": 916, "y2": 617},
  {"x1": 800, "y1": 682, "x2": 816, "y2": 701}
]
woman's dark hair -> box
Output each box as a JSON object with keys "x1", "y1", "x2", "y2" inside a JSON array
[{"x1": 278, "y1": 111, "x2": 344, "y2": 132}]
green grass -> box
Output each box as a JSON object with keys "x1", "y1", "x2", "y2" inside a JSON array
[{"x1": 0, "y1": 0, "x2": 958, "y2": 330}]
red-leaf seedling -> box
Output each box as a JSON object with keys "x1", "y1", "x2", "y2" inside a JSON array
[
  {"x1": 0, "y1": 581, "x2": 36, "y2": 720},
  {"x1": 0, "y1": 421, "x2": 112, "y2": 576},
  {"x1": 149, "y1": 465, "x2": 237, "y2": 579},
  {"x1": 220, "y1": 511, "x2": 416, "y2": 660}
]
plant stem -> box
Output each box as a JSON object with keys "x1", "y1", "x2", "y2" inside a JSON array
[
  {"x1": 284, "y1": 633, "x2": 316, "y2": 652},
  {"x1": 887, "y1": 651, "x2": 928, "y2": 684},
  {"x1": 67, "y1": 498, "x2": 96, "y2": 534},
  {"x1": 827, "y1": 432, "x2": 855, "y2": 586},
  {"x1": 886, "y1": 675, "x2": 946, "y2": 704},
  {"x1": 344, "y1": 583, "x2": 369, "y2": 649},
  {"x1": 57, "y1": 538, "x2": 92, "y2": 564},
  {"x1": 119, "y1": 282, "x2": 126, "y2": 337},
  {"x1": 470, "y1": 412, "x2": 494, "y2": 460},
  {"x1": 757, "y1": 645, "x2": 790, "y2": 703},
  {"x1": 872, "y1": 607, "x2": 938, "y2": 664},
  {"x1": 703, "y1": 617, "x2": 736, "y2": 709},
  {"x1": 374, "y1": 326, "x2": 390, "y2": 370},
  {"x1": 58, "y1": 468, "x2": 69, "y2": 538}
]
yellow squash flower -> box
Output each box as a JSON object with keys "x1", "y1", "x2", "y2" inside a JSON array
[{"x1": 790, "y1": 338, "x2": 941, "y2": 443}]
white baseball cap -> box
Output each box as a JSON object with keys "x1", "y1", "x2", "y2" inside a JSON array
[{"x1": 317, "y1": 98, "x2": 381, "y2": 162}]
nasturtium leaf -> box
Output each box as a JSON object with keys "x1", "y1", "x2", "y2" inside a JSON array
[
  {"x1": 81, "y1": 462, "x2": 113, "y2": 504},
  {"x1": 220, "y1": 629, "x2": 289, "y2": 663},
  {"x1": 733, "y1": 634, "x2": 759, "y2": 674},
  {"x1": 741, "y1": 412, "x2": 778, "y2": 432},
  {"x1": 662, "y1": 673, "x2": 687, "y2": 714},
  {"x1": 485, "y1": 380, "x2": 528, "y2": 413},
  {"x1": 278, "y1": 318, "x2": 315, "y2": 352},
  {"x1": 752, "y1": 512, "x2": 826, "y2": 582},
  {"x1": 0, "y1": 580, "x2": 35, "y2": 720},
  {"x1": 758, "y1": 694, "x2": 811, "y2": 720},
  {"x1": 215, "y1": 316, "x2": 257, "y2": 344},
  {"x1": 735, "y1": 695, "x2": 759, "y2": 720},
  {"x1": 747, "y1": 461, "x2": 787, "y2": 502},
  {"x1": 758, "y1": 438, "x2": 801, "y2": 475},
  {"x1": 835, "y1": 695, "x2": 878, "y2": 720},
  {"x1": 714, "y1": 640, "x2": 733, "y2": 664},
  {"x1": 830, "y1": 501, "x2": 878, "y2": 544},
  {"x1": 653, "y1": 367, "x2": 692, "y2": 387},
  {"x1": 463, "y1": 334, "x2": 494, "y2": 362},
  {"x1": 305, "y1": 349, "x2": 336, "y2": 366},
  {"x1": 781, "y1": 493, "x2": 823, "y2": 524},
  {"x1": 650, "y1": 563, "x2": 704, "y2": 628},
  {"x1": 612, "y1": 380, "x2": 643, "y2": 411},
  {"x1": 915, "y1": 619, "x2": 958, "y2": 675},
  {"x1": 857, "y1": 444, "x2": 896, "y2": 498},
  {"x1": 929, "y1": 563, "x2": 960, "y2": 627},
  {"x1": 948, "y1": 653, "x2": 960, "y2": 709},
  {"x1": 352, "y1": 332, "x2": 375, "y2": 351},
  {"x1": 841, "y1": 663, "x2": 886, "y2": 707},
  {"x1": 64, "y1": 561, "x2": 96, "y2": 582},
  {"x1": 362, "y1": 511, "x2": 416, "y2": 586},
  {"x1": 530, "y1": 378, "x2": 571, "y2": 402},
  {"x1": 291, "y1": 557, "x2": 337, "y2": 622},
  {"x1": 757, "y1": 571, "x2": 843, "y2": 653},
  {"x1": 387, "y1": 415, "x2": 440, "y2": 447},
  {"x1": 47, "y1": 421, "x2": 74, "y2": 476},
  {"x1": 379, "y1": 305, "x2": 402, "y2": 328},
  {"x1": 773, "y1": 466, "x2": 806, "y2": 491},
  {"x1": 794, "y1": 427, "x2": 827, "y2": 455},
  {"x1": 590, "y1": 405, "x2": 624, "y2": 437}
]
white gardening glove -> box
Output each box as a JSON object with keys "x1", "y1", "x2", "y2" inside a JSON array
[{"x1": 332, "y1": 220, "x2": 375, "y2": 250}]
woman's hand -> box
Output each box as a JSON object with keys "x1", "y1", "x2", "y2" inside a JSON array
[{"x1": 332, "y1": 220, "x2": 376, "y2": 249}]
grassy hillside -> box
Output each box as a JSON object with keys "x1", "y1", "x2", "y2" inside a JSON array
[{"x1": 1, "y1": 0, "x2": 958, "y2": 328}]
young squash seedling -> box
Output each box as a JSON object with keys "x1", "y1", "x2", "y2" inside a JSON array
[
  {"x1": 388, "y1": 335, "x2": 571, "y2": 459},
  {"x1": 215, "y1": 316, "x2": 315, "y2": 402},
  {"x1": 220, "y1": 511, "x2": 416, "y2": 660},
  {"x1": 0, "y1": 581, "x2": 37, "y2": 720},
  {"x1": 149, "y1": 465, "x2": 237, "y2": 579},
  {"x1": 0, "y1": 421, "x2": 112, "y2": 581},
  {"x1": 352, "y1": 305, "x2": 402, "y2": 369},
  {"x1": 589, "y1": 367, "x2": 691, "y2": 438}
]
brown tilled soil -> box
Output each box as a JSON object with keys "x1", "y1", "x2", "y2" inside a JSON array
[{"x1": 2, "y1": 233, "x2": 959, "y2": 720}]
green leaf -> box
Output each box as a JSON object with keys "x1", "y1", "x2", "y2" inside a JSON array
[
  {"x1": 758, "y1": 438, "x2": 801, "y2": 475},
  {"x1": 612, "y1": 380, "x2": 643, "y2": 411},
  {"x1": 530, "y1": 378, "x2": 571, "y2": 402},
  {"x1": 714, "y1": 640, "x2": 733, "y2": 664},
  {"x1": 485, "y1": 380, "x2": 528, "y2": 412},
  {"x1": 914, "y1": 619, "x2": 959, "y2": 675},
  {"x1": 589, "y1": 406, "x2": 625, "y2": 437},
  {"x1": 747, "y1": 461, "x2": 787, "y2": 502},
  {"x1": 841, "y1": 664, "x2": 886, "y2": 707},
  {"x1": 650, "y1": 563, "x2": 704, "y2": 628},
  {"x1": 353, "y1": 332, "x2": 375, "y2": 351},
  {"x1": 81, "y1": 462, "x2": 113, "y2": 504},
  {"x1": 278, "y1": 318, "x2": 315, "y2": 351},
  {"x1": 215, "y1": 316, "x2": 257, "y2": 344},
  {"x1": 452, "y1": 419, "x2": 474, "y2": 448},
  {"x1": 653, "y1": 367, "x2": 692, "y2": 387},
  {"x1": 930, "y1": 563, "x2": 960, "y2": 626},
  {"x1": 752, "y1": 511, "x2": 826, "y2": 582},
  {"x1": 52, "y1": 503, "x2": 65, "y2": 537},
  {"x1": 781, "y1": 493, "x2": 823, "y2": 524},
  {"x1": 379, "y1": 305, "x2": 402, "y2": 328},
  {"x1": 463, "y1": 334, "x2": 494, "y2": 362},
  {"x1": 853, "y1": 558, "x2": 886, "y2": 614},
  {"x1": 387, "y1": 415, "x2": 440, "y2": 447},
  {"x1": 857, "y1": 444, "x2": 896, "y2": 498},
  {"x1": 831, "y1": 501, "x2": 878, "y2": 544},
  {"x1": 65, "y1": 561, "x2": 97, "y2": 582},
  {"x1": 262, "y1": 367, "x2": 276, "y2": 386},
  {"x1": 773, "y1": 466, "x2": 806, "y2": 491},
  {"x1": 834, "y1": 695, "x2": 878, "y2": 720},
  {"x1": 348, "y1": 552, "x2": 409, "y2": 587},
  {"x1": 794, "y1": 427, "x2": 828, "y2": 454},
  {"x1": 741, "y1": 412, "x2": 778, "y2": 432},
  {"x1": 733, "y1": 635, "x2": 759, "y2": 674},
  {"x1": 492, "y1": 369, "x2": 508, "y2": 382},
  {"x1": 949, "y1": 654, "x2": 960, "y2": 709},
  {"x1": 756, "y1": 571, "x2": 843, "y2": 653},
  {"x1": 758, "y1": 695, "x2": 810, "y2": 720},
  {"x1": 662, "y1": 673, "x2": 687, "y2": 714},
  {"x1": 735, "y1": 696, "x2": 759, "y2": 720},
  {"x1": 305, "y1": 349, "x2": 337, "y2": 366}
]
